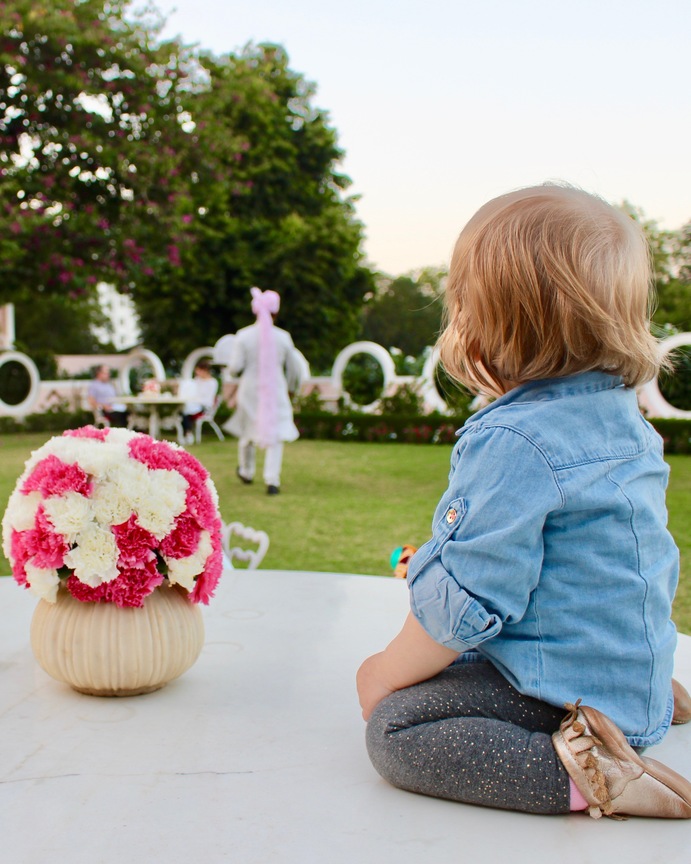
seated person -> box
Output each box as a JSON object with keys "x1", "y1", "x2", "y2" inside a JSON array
[
  {"x1": 181, "y1": 360, "x2": 219, "y2": 444},
  {"x1": 87, "y1": 364, "x2": 128, "y2": 428}
]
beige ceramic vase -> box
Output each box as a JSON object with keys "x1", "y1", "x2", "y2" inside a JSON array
[{"x1": 30, "y1": 584, "x2": 205, "y2": 696}]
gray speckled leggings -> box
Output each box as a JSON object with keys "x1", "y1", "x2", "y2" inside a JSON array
[{"x1": 365, "y1": 660, "x2": 571, "y2": 814}]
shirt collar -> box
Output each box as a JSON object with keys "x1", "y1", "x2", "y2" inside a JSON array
[{"x1": 465, "y1": 371, "x2": 625, "y2": 427}]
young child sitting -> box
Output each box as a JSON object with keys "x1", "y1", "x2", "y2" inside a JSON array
[
  {"x1": 356, "y1": 184, "x2": 691, "y2": 819},
  {"x1": 181, "y1": 360, "x2": 219, "y2": 445}
]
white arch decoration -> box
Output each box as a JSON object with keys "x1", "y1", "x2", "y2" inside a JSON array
[
  {"x1": 0, "y1": 351, "x2": 40, "y2": 417},
  {"x1": 118, "y1": 347, "x2": 166, "y2": 395},
  {"x1": 22, "y1": 331, "x2": 680, "y2": 423},
  {"x1": 331, "y1": 341, "x2": 397, "y2": 413},
  {"x1": 638, "y1": 332, "x2": 691, "y2": 419},
  {"x1": 181, "y1": 346, "x2": 217, "y2": 381},
  {"x1": 419, "y1": 347, "x2": 450, "y2": 414},
  {"x1": 212, "y1": 335, "x2": 239, "y2": 384},
  {"x1": 212, "y1": 334, "x2": 236, "y2": 365}
]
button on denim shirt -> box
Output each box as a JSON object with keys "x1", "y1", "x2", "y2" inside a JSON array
[{"x1": 407, "y1": 371, "x2": 678, "y2": 747}]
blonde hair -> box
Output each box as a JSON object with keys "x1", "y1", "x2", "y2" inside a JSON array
[{"x1": 438, "y1": 184, "x2": 661, "y2": 397}]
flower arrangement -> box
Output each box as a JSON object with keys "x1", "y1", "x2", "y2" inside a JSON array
[
  {"x1": 142, "y1": 378, "x2": 161, "y2": 395},
  {"x1": 2, "y1": 426, "x2": 224, "y2": 608}
]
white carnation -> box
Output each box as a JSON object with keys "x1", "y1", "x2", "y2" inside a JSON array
[
  {"x1": 64, "y1": 523, "x2": 119, "y2": 587},
  {"x1": 70, "y1": 436, "x2": 130, "y2": 478},
  {"x1": 104, "y1": 427, "x2": 138, "y2": 447},
  {"x1": 2, "y1": 489, "x2": 41, "y2": 557},
  {"x1": 134, "y1": 468, "x2": 188, "y2": 537},
  {"x1": 166, "y1": 531, "x2": 213, "y2": 591},
  {"x1": 5, "y1": 489, "x2": 41, "y2": 531},
  {"x1": 43, "y1": 492, "x2": 93, "y2": 543},
  {"x1": 25, "y1": 563, "x2": 61, "y2": 603},
  {"x1": 91, "y1": 461, "x2": 144, "y2": 526}
]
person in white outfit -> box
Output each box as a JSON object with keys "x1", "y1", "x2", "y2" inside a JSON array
[
  {"x1": 181, "y1": 360, "x2": 219, "y2": 444},
  {"x1": 224, "y1": 288, "x2": 303, "y2": 494}
]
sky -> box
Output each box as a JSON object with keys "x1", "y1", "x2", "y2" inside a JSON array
[{"x1": 156, "y1": 0, "x2": 691, "y2": 276}]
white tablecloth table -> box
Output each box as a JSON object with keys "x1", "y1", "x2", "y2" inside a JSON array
[
  {"x1": 118, "y1": 394, "x2": 187, "y2": 439},
  {"x1": 1, "y1": 570, "x2": 690, "y2": 864}
]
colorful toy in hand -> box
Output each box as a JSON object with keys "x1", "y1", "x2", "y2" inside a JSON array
[{"x1": 390, "y1": 544, "x2": 417, "y2": 579}]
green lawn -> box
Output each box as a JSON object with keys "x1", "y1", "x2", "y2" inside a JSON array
[
  {"x1": 667, "y1": 455, "x2": 691, "y2": 632},
  {"x1": 0, "y1": 433, "x2": 689, "y2": 633}
]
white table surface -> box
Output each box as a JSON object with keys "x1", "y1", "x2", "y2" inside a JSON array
[
  {"x1": 1, "y1": 570, "x2": 690, "y2": 864},
  {"x1": 118, "y1": 394, "x2": 186, "y2": 439}
]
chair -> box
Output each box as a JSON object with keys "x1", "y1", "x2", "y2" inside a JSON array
[
  {"x1": 194, "y1": 397, "x2": 225, "y2": 444},
  {"x1": 221, "y1": 521, "x2": 269, "y2": 569},
  {"x1": 125, "y1": 406, "x2": 184, "y2": 444},
  {"x1": 159, "y1": 411, "x2": 185, "y2": 446},
  {"x1": 92, "y1": 406, "x2": 111, "y2": 429},
  {"x1": 81, "y1": 390, "x2": 110, "y2": 428}
]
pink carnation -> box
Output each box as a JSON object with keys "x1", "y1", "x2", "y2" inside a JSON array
[
  {"x1": 159, "y1": 513, "x2": 200, "y2": 559},
  {"x1": 22, "y1": 454, "x2": 92, "y2": 498},
  {"x1": 66, "y1": 560, "x2": 163, "y2": 608},
  {"x1": 190, "y1": 537, "x2": 223, "y2": 604},
  {"x1": 128, "y1": 436, "x2": 180, "y2": 472},
  {"x1": 63, "y1": 426, "x2": 109, "y2": 442},
  {"x1": 23, "y1": 506, "x2": 69, "y2": 569},
  {"x1": 186, "y1": 488, "x2": 219, "y2": 533},
  {"x1": 10, "y1": 530, "x2": 32, "y2": 586},
  {"x1": 174, "y1": 454, "x2": 218, "y2": 531},
  {"x1": 177, "y1": 448, "x2": 210, "y2": 480},
  {"x1": 65, "y1": 575, "x2": 107, "y2": 604},
  {"x1": 113, "y1": 515, "x2": 157, "y2": 568}
]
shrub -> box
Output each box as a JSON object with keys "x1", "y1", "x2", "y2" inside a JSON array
[
  {"x1": 659, "y1": 349, "x2": 691, "y2": 411},
  {"x1": 294, "y1": 411, "x2": 470, "y2": 443},
  {"x1": 379, "y1": 383, "x2": 425, "y2": 415},
  {"x1": 650, "y1": 418, "x2": 691, "y2": 454},
  {"x1": 341, "y1": 354, "x2": 385, "y2": 406}
]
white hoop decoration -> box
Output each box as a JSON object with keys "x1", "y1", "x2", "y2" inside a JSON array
[
  {"x1": 181, "y1": 346, "x2": 216, "y2": 380},
  {"x1": 0, "y1": 351, "x2": 41, "y2": 417},
  {"x1": 212, "y1": 334, "x2": 236, "y2": 367},
  {"x1": 419, "y1": 347, "x2": 450, "y2": 414},
  {"x1": 638, "y1": 332, "x2": 691, "y2": 419},
  {"x1": 211, "y1": 335, "x2": 242, "y2": 383},
  {"x1": 331, "y1": 341, "x2": 396, "y2": 413},
  {"x1": 119, "y1": 348, "x2": 166, "y2": 395}
]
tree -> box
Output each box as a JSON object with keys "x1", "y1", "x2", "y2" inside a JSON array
[
  {"x1": 0, "y1": 7, "x2": 374, "y2": 372},
  {"x1": 659, "y1": 220, "x2": 691, "y2": 332},
  {"x1": 132, "y1": 43, "x2": 374, "y2": 371},
  {"x1": 361, "y1": 268, "x2": 445, "y2": 358},
  {"x1": 0, "y1": 0, "x2": 197, "y2": 353},
  {"x1": 675, "y1": 221, "x2": 691, "y2": 284},
  {"x1": 620, "y1": 202, "x2": 691, "y2": 332},
  {"x1": 620, "y1": 204, "x2": 691, "y2": 409}
]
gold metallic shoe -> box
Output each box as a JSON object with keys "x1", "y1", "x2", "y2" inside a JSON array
[
  {"x1": 672, "y1": 678, "x2": 691, "y2": 725},
  {"x1": 552, "y1": 700, "x2": 691, "y2": 819}
]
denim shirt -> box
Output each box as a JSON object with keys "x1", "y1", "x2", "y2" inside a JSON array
[{"x1": 407, "y1": 371, "x2": 678, "y2": 747}]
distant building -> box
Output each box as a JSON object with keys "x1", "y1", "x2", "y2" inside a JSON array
[{"x1": 92, "y1": 283, "x2": 141, "y2": 351}]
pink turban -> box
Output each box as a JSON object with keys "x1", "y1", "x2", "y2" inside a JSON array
[
  {"x1": 250, "y1": 287, "x2": 280, "y2": 448},
  {"x1": 251, "y1": 287, "x2": 280, "y2": 318}
]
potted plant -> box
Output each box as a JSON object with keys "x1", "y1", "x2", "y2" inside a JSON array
[{"x1": 2, "y1": 425, "x2": 224, "y2": 695}]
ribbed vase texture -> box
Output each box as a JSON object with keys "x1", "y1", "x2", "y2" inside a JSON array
[{"x1": 30, "y1": 585, "x2": 205, "y2": 696}]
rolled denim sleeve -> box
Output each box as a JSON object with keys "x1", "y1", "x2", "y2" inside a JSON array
[{"x1": 408, "y1": 424, "x2": 563, "y2": 652}]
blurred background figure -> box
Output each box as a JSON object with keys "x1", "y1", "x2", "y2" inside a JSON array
[
  {"x1": 224, "y1": 287, "x2": 304, "y2": 494},
  {"x1": 180, "y1": 360, "x2": 219, "y2": 445},
  {"x1": 87, "y1": 364, "x2": 128, "y2": 428}
]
